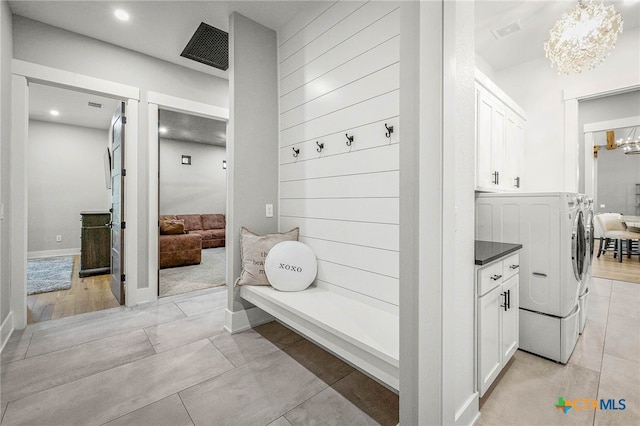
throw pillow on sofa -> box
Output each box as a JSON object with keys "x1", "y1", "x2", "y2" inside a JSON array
[
  {"x1": 160, "y1": 219, "x2": 185, "y2": 235},
  {"x1": 236, "y1": 227, "x2": 299, "y2": 286}
]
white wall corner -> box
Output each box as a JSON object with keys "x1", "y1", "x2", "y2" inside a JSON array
[
  {"x1": 0, "y1": 310, "x2": 13, "y2": 352},
  {"x1": 224, "y1": 306, "x2": 274, "y2": 334}
]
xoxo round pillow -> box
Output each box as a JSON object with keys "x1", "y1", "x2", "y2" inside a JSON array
[{"x1": 264, "y1": 241, "x2": 317, "y2": 291}]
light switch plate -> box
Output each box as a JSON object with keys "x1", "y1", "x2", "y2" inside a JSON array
[{"x1": 265, "y1": 204, "x2": 274, "y2": 218}]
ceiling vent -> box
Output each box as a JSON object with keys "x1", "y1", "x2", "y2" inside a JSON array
[
  {"x1": 181, "y1": 22, "x2": 229, "y2": 71},
  {"x1": 491, "y1": 21, "x2": 523, "y2": 40},
  {"x1": 87, "y1": 101, "x2": 102, "y2": 108}
]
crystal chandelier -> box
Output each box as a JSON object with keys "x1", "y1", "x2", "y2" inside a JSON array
[
  {"x1": 616, "y1": 127, "x2": 640, "y2": 155},
  {"x1": 544, "y1": 0, "x2": 623, "y2": 75}
]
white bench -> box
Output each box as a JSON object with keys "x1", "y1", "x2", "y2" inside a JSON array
[{"x1": 240, "y1": 285, "x2": 399, "y2": 391}]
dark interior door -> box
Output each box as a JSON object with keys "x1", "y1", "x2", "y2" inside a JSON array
[{"x1": 110, "y1": 102, "x2": 126, "y2": 305}]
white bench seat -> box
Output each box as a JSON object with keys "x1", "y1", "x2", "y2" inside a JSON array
[{"x1": 240, "y1": 285, "x2": 399, "y2": 391}]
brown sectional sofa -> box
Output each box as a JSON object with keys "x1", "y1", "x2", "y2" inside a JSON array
[{"x1": 159, "y1": 214, "x2": 225, "y2": 269}]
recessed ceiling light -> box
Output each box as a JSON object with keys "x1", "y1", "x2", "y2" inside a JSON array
[
  {"x1": 159, "y1": 127, "x2": 167, "y2": 134},
  {"x1": 114, "y1": 9, "x2": 129, "y2": 21},
  {"x1": 50, "y1": 110, "x2": 60, "y2": 116}
]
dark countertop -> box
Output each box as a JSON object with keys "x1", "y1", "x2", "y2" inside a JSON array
[{"x1": 475, "y1": 240, "x2": 522, "y2": 266}]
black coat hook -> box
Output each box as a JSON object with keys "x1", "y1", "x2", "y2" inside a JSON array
[
  {"x1": 385, "y1": 123, "x2": 394, "y2": 138},
  {"x1": 316, "y1": 141, "x2": 324, "y2": 152},
  {"x1": 345, "y1": 133, "x2": 354, "y2": 146},
  {"x1": 292, "y1": 147, "x2": 300, "y2": 158}
]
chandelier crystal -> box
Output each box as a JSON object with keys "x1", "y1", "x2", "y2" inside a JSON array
[
  {"x1": 616, "y1": 127, "x2": 640, "y2": 155},
  {"x1": 544, "y1": 0, "x2": 623, "y2": 75}
]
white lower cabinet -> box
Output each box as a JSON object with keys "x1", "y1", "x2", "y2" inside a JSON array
[{"x1": 477, "y1": 254, "x2": 520, "y2": 397}]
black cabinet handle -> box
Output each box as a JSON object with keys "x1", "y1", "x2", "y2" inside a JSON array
[
  {"x1": 490, "y1": 274, "x2": 503, "y2": 281},
  {"x1": 509, "y1": 264, "x2": 519, "y2": 270},
  {"x1": 507, "y1": 289, "x2": 511, "y2": 310},
  {"x1": 532, "y1": 272, "x2": 547, "y2": 277}
]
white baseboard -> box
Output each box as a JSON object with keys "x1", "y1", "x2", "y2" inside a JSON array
[
  {"x1": 455, "y1": 392, "x2": 480, "y2": 426},
  {"x1": 27, "y1": 248, "x2": 80, "y2": 259},
  {"x1": 1, "y1": 311, "x2": 14, "y2": 353},
  {"x1": 224, "y1": 307, "x2": 274, "y2": 334}
]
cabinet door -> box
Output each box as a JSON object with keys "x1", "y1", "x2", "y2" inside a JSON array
[
  {"x1": 502, "y1": 275, "x2": 519, "y2": 363},
  {"x1": 478, "y1": 284, "x2": 503, "y2": 397},
  {"x1": 504, "y1": 113, "x2": 524, "y2": 190},
  {"x1": 476, "y1": 88, "x2": 494, "y2": 189},
  {"x1": 491, "y1": 103, "x2": 506, "y2": 188}
]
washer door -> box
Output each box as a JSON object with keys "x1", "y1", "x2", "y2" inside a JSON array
[
  {"x1": 585, "y1": 210, "x2": 594, "y2": 268},
  {"x1": 571, "y1": 210, "x2": 586, "y2": 281}
]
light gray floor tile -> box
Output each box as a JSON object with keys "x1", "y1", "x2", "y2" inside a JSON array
[
  {"x1": 144, "y1": 309, "x2": 226, "y2": 353},
  {"x1": 588, "y1": 294, "x2": 610, "y2": 324},
  {"x1": 604, "y1": 313, "x2": 640, "y2": 363},
  {"x1": 569, "y1": 320, "x2": 606, "y2": 372},
  {"x1": 285, "y1": 386, "x2": 377, "y2": 426},
  {"x1": 174, "y1": 290, "x2": 228, "y2": 317},
  {"x1": 2, "y1": 339, "x2": 232, "y2": 426},
  {"x1": 179, "y1": 350, "x2": 327, "y2": 426},
  {"x1": 153, "y1": 286, "x2": 228, "y2": 307},
  {"x1": 1, "y1": 329, "x2": 33, "y2": 365},
  {"x1": 609, "y1": 285, "x2": 640, "y2": 320},
  {"x1": 102, "y1": 394, "x2": 194, "y2": 426},
  {"x1": 479, "y1": 350, "x2": 599, "y2": 425},
  {"x1": 330, "y1": 370, "x2": 399, "y2": 426},
  {"x1": 211, "y1": 328, "x2": 280, "y2": 367},
  {"x1": 27, "y1": 306, "x2": 131, "y2": 333},
  {"x1": 268, "y1": 416, "x2": 293, "y2": 426},
  {"x1": 26, "y1": 303, "x2": 185, "y2": 358},
  {"x1": 611, "y1": 280, "x2": 640, "y2": 298},
  {"x1": 590, "y1": 277, "x2": 612, "y2": 298},
  {"x1": 281, "y1": 339, "x2": 354, "y2": 385},
  {"x1": 1, "y1": 329, "x2": 154, "y2": 405},
  {"x1": 595, "y1": 354, "x2": 640, "y2": 425}
]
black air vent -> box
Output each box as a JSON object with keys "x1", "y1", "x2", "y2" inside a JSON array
[{"x1": 181, "y1": 22, "x2": 228, "y2": 71}]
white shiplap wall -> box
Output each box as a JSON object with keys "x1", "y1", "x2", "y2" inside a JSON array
[{"x1": 278, "y1": 1, "x2": 400, "y2": 313}]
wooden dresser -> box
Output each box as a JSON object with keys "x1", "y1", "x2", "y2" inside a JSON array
[{"x1": 79, "y1": 212, "x2": 111, "y2": 277}]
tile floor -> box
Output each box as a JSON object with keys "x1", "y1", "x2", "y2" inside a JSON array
[
  {"x1": 479, "y1": 277, "x2": 640, "y2": 426},
  {"x1": 0, "y1": 287, "x2": 399, "y2": 426}
]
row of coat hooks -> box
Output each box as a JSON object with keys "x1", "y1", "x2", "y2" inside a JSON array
[{"x1": 292, "y1": 123, "x2": 394, "y2": 158}]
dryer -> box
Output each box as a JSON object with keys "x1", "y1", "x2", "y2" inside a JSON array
[
  {"x1": 579, "y1": 197, "x2": 594, "y2": 334},
  {"x1": 476, "y1": 192, "x2": 583, "y2": 363}
]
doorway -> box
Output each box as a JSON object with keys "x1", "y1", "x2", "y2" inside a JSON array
[
  {"x1": 157, "y1": 109, "x2": 228, "y2": 297},
  {"x1": 25, "y1": 83, "x2": 122, "y2": 323}
]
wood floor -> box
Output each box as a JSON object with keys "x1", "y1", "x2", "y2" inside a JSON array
[
  {"x1": 27, "y1": 255, "x2": 120, "y2": 324},
  {"x1": 592, "y1": 250, "x2": 640, "y2": 284}
]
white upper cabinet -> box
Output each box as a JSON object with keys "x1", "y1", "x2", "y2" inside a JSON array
[{"x1": 475, "y1": 69, "x2": 526, "y2": 192}]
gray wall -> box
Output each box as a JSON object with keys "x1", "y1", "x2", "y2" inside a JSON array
[
  {"x1": 13, "y1": 16, "x2": 229, "y2": 289},
  {"x1": 0, "y1": 0, "x2": 12, "y2": 327},
  {"x1": 226, "y1": 12, "x2": 278, "y2": 312},
  {"x1": 27, "y1": 120, "x2": 109, "y2": 254},
  {"x1": 159, "y1": 138, "x2": 226, "y2": 216},
  {"x1": 596, "y1": 148, "x2": 640, "y2": 215},
  {"x1": 579, "y1": 90, "x2": 640, "y2": 193}
]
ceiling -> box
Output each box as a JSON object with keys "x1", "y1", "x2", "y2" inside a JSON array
[
  {"x1": 475, "y1": 0, "x2": 640, "y2": 72},
  {"x1": 29, "y1": 83, "x2": 120, "y2": 129},
  {"x1": 8, "y1": 0, "x2": 325, "y2": 80},
  {"x1": 159, "y1": 109, "x2": 227, "y2": 146}
]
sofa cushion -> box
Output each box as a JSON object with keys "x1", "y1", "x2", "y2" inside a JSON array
[
  {"x1": 189, "y1": 229, "x2": 225, "y2": 241},
  {"x1": 160, "y1": 219, "x2": 185, "y2": 235},
  {"x1": 202, "y1": 214, "x2": 225, "y2": 230},
  {"x1": 236, "y1": 227, "x2": 299, "y2": 286},
  {"x1": 177, "y1": 214, "x2": 203, "y2": 232},
  {"x1": 159, "y1": 214, "x2": 177, "y2": 221}
]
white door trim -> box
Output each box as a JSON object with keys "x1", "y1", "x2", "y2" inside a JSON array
[
  {"x1": 10, "y1": 60, "x2": 140, "y2": 329},
  {"x1": 145, "y1": 91, "x2": 228, "y2": 304}
]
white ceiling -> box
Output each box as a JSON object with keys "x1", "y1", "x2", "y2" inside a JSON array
[
  {"x1": 29, "y1": 83, "x2": 120, "y2": 130},
  {"x1": 8, "y1": 0, "x2": 325, "y2": 80},
  {"x1": 475, "y1": 0, "x2": 640, "y2": 72}
]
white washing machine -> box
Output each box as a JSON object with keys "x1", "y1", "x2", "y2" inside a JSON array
[
  {"x1": 476, "y1": 192, "x2": 583, "y2": 363},
  {"x1": 579, "y1": 197, "x2": 594, "y2": 334}
]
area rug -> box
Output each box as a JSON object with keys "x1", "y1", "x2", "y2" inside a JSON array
[
  {"x1": 27, "y1": 256, "x2": 74, "y2": 295},
  {"x1": 159, "y1": 247, "x2": 226, "y2": 297}
]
